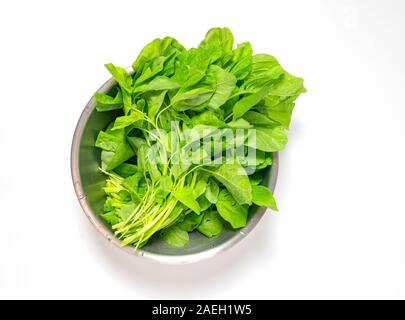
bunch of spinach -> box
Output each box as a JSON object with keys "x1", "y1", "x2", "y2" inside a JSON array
[{"x1": 94, "y1": 27, "x2": 305, "y2": 248}]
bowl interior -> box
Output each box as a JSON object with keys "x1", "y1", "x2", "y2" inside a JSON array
[{"x1": 72, "y1": 78, "x2": 278, "y2": 263}]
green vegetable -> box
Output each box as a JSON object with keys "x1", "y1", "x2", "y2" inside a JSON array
[
  {"x1": 94, "y1": 27, "x2": 305, "y2": 248},
  {"x1": 216, "y1": 189, "x2": 248, "y2": 228},
  {"x1": 197, "y1": 211, "x2": 223, "y2": 238},
  {"x1": 205, "y1": 179, "x2": 220, "y2": 204},
  {"x1": 161, "y1": 226, "x2": 189, "y2": 247},
  {"x1": 177, "y1": 213, "x2": 204, "y2": 232},
  {"x1": 173, "y1": 186, "x2": 201, "y2": 214},
  {"x1": 206, "y1": 162, "x2": 252, "y2": 205},
  {"x1": 95, "y1": 89, "x2": 123, "y2": 112},
  {"x1": 252, "y1": 185, "x2": 278, "y2": 211}
]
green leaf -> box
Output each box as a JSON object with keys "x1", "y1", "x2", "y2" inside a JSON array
[
  {"x1": 197, "y1": 211, "x2": 223, "y2": 237},
  {"x1": 111, "y1": 110, "x2": 145, "y2": 131},
  {"x1": 208, "y1": 65, "x2": 236, "y2": 109},
  {"x1": 252, "y1": 185, "x2": 278, "y2": 211},
  {"x1": 173, "y1": 47, "x2": 215, "y2": 87},
  {"x1": 161, "y1": 226, "x2": 189, "y2": 248},
  {"x1": 95, "y1": 89, "x2": 123, "y2": 112},
  {"x1": 100, "y1": 212, "x2": 121, "y2": 225},
  {"x1": 247, "y1": 126, "x2": 288, "y2": 152},
  {"x1": 267, "y1": 73, "x2": 306, "y2": 97},
  {"x1": 227, "y1": 42, "x2": 253, "y2": 80},
  {"x1": 261, "y1": 96, "x2": 296, "y2": 128},
  {"x1": 123, "y1": 172, "x2": 144, "y2": 195},
  {"x1": 227, "y1": 118, "x2": 252, "y2": 129},
  {"x1": 243, "y1": 111, "x2": 274, "y2": 127},
  {"x1": 199, "y1": 27, "x2": 234, "y2": 62},
  {"x1": 232, "y1": 84, "x2": 273, "y2": 120},
  {"x1": 216, "y1": 189, "x2": 248, "y2": 228},
  {"x1": 198, "y1": 196, "x2": 212, "y2": 211},
  {"x1": 244, "y1": 54, "x2": 284, "y2": 91},
  {"x1": 239, "y1": 148, "x2": 265, "y2": 168},
  {"x1": 177, "y1": 212, "x2": 203, "y2": 232},
  {"x1": 208, "y1": 162, "x2": 252, "y2": 205},
  {"x1": 132, "y1": 37, "x2": 185, "y2": 83},
  {"x1": 205, "y1": 179, "x2": 220, "y2": 204},
  {"x1": 172, "y1": 87, "x2": 214, "y2": 110},
  {"x1": 193, "y1": 179, "x2": 207, "y2": 198},
  {"x1": 104, "y1": 63, "x2": 133, "y2": 93},
  {"x1": 173, "y1": 186, "x2": 201, "y2": 214},
  {"x1": 119, "y1": 203, "x2": 136, "y2": 220},
  {"x1": 122, "y1": 89, "x2": 133, "y2": 115},
  {"x1": 249, "y1": 171, "x2": 264, "y2": 186},
  {"x1": 133, "y1": 76, "x2": 180, "y2": 93},
  {"x1": 147, "y1": 90, "x2": 167, "y2": 121},
  {"x1": 190, "y1": 111, "x2": 225, "y2": 127},
  {"x1": 256, "y1": 152, "x2": 273, "y2": 170},
  {"x1": 127, "y1": 136, "x2": 148, "y2": 152},
  {"x1": 95, "y1": 128, "x2": 135, "y2": 171},
  {"x1": 113, "y1": 163, "x2": 138, "y2": 178}
]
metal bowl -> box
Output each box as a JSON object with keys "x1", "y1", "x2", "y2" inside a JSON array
[{"x1": 71, "y1": 75, "x2": 279, "y2": 264}]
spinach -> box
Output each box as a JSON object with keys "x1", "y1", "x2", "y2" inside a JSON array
[
  {"x1": 95, "y1": 128, "x2": 135, "y2": 171},
  {"x1": 206, "y1": 162, "x2": 252, "y2": 205},
  {"x1": 177, "y1": 213, "x2": 204, "y2": 232},
  {"x1": 94, "y1": 27, "x2": 305, "y2": 248},
  {"x1": 197, "y1": 211, "x2": 223, "y2": 238},
  {"x1": 216, "y1": 189, "x2": 249, "y2": 228},
  {"x1": 252, "y1": 185, "x2": 278, "y2": 211},
  {"x1": 205, "y1": 179, "x2": 220, "y2": 204},
  {"x1": 161, "y1": 226, "x2": 189, "y2": 248},
  {"x1": 95, "y1": 89, "x2": 123, "y2": 112}
]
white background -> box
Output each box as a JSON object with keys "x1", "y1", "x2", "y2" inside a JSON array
[{"x1": 0, "y1": 0, "x2": 404, "y2": 299}]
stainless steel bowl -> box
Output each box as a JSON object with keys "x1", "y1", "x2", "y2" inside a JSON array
[{"x1": 71, "y1": 75, "x2": 279, "y2": 264}]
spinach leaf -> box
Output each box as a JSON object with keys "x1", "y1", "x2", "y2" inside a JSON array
[
  {"x1": 95, "y1": 89, "x2": 123, "y2": 112},
  {"x1": 132, "y1": 37, "x2": 185, "y2": 83},
  {"x1": 243, "y1": 111, "x2": 274, "y2": 127},
  {"x1": 104, "y1": 63, "x2": 133, "y2": 93},
  {"x1": 261, "y1": 96, "x2": 297, "y2": 128},
  {"x1": 227, "y1": 42, "x2": 253, "y2": 80},
  {"x1": 161, "y1": 226, "x2": 189, "y2": 247},
  {"x1": 216, "y1": 189, "x2": 249, "y2": 228},
  {"x1": 244, "y1": 54, "x2": 284, "y2": 91},
  {"x1": 198, "y1": 196, "x2": 212, "y2": 211},
  {"x1": 252, "y1": 185, "x2": 278, "y2": 211},
  {"x1": 100, "y1": 211, "x2": 121, "y2": 225},
  {"x1": 207, "y1": 162, "x2": 252, "y2": 205},
  {"x1": 111, "y1": 110, "x2": 145, "y2": 131},
  {"x1": 134, "y1": 76, "x2": 180, "y2": 93},
  {"x1": 249, "y1": 170, "x2": 264, "y2": 186},
  {"x1": 193, "y1": 179, "x2": 208, "y2": 198},
  {"x1": 95, "y1": 128, "x2": 135, "y2": 171},
  {"x1": 227, "y1": 118, "x2": 252, "y2": 129},
  {"x1": 247, "y1": 126, "x2": 288, "y2": 152},
  {"x1": 232, "y1": 84, "x2": 274, "y2": 120},
  {"x1": 177, "y1": 213, "x2": 203, "y2": 232},
  {"x1": 190, "y1": 111, "x2": 226, "y2": 127},
  {"x1": 205, "y1": 179, "x2": 220, "y2": 204},
  {"x1": 207, "y1": 65, "x2": 236, "y2": 110},
  {"x1": 113, "y1": 163, "x2": 138, "y2": 177},
  {"x1": 199, "y1": 27, "x2": 234, "y2": 64},
  {"x1": 197, "y1": 211, "x2": 223, "y2": 238},
  {"x1": 173, "y1": 186, "x2": 201, "y2": 214}
]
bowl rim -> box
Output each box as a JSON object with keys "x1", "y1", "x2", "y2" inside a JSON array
[{"x1": 71, "y1": 74, "x2": 279, "y2": 264}]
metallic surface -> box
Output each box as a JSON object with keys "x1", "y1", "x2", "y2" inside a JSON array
[{"x1": 71, "y1": 75, "x2": 279, "y2": 264}]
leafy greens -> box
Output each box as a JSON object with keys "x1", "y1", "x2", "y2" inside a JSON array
[{"x1": 94, "y1": 27, "x2": 305, "y2": 249}]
